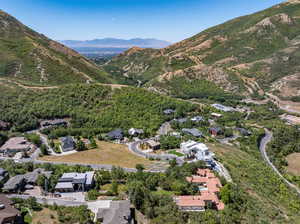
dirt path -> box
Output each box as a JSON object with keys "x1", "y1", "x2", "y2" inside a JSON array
[
  {"x1": 0, "y1": 78, "x2": 59, "y2": 90},
  {"x1": 0, "y1": 78, "x2": 129, "y2": 90}
]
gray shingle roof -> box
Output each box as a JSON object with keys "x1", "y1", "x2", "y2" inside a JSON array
[
  {"x1": 182, "y1": 128, "x2": 203, "y2": 137},
  {"x1": 0, "y1": 168, "x2": 7, "y2": 176},
  {"x1": 97, "y1": 200, "x2": 132, "y2": 224},
  {"x1": 163, "y1": 109, "x2": 175, "y2": 115},
  {"x1": 60, "y1": 136, "x2": 75, "y2": 152},
  {"x1": 191, "y1": 116, "x2": 204, "y2": 122},
  {"x1": 3, "y1": 175, "x2": 25, "y2": 191},
  {"x1": 24, "y1": 168, "x2": 52, "y2": 184},
  {"x1": 174, "y1": 118, "x2": 188, "y2": 123},
  {"x1": 107, "y1": 129, "x2": 123, "y2": 139}
]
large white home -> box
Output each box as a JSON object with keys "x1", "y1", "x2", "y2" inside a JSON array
[{"x1": 180, "y1": 140, "x2": 214, "y2": 161}]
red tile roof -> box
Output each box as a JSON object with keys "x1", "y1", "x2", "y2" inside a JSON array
[
  {"x1": 176, "y1": 196, "x2": 205, "y2": 207},
  {"x1": 176, "y1": 169, "x2": 225, "y2": 211}
]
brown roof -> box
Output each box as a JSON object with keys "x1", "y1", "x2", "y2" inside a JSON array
[{"x1": 0, "y1": 194, "x2": 20, "y2": 223}]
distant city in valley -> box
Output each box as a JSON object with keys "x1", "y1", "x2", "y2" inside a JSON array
[{"x1": 60, "y1": 38, "x2": 171, "y2": 57}]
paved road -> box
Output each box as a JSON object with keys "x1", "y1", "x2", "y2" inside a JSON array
[
  {"x1": 128, "y1": 141, "x2": 184, "y2": 165},
  {"x1": 259, "y1": 129, "x2": 300, "y2": 196}
]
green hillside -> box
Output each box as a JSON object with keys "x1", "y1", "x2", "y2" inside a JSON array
[
  {"x1": 0, "y1": 10, "x2": 115, "y2": 86},
  {"x1": 104, "y1": 1, "x2": 300, "y2": 100}
]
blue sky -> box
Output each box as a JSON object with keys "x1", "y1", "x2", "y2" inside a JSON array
[{"x1": 1, "y1": 0, "x2": 284, "y2": 42}]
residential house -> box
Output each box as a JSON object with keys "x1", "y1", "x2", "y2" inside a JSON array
[
  {"x1": 60, "y1": 136, "x2": 75, "y2": 152},
  {"x1": 0, "y1": 137, "x2": 33, "y2": 157},
  {"x1": 145, "y1": 140, "x2": 160, "y2": 150},
  {"x1": 191, "y1": 116, "x2": 204, "y2": 122},
  {"x1": 55, "y1": 171, "x2": 95, "y2": 192},
  {"x1": 170, "y1": 132, "x2": 181, "y2": 138},
  {"x1": 180, "y1": 140, "x2": 214, "y2": 161},
  {"x1": 173, "y1": 118, "x2": 188, "y2": 124},
  {"x1": 128, "y1": 128, "x2": 144, "y2": 136},
  {"x1": 107, "y1": 129, "x2": 124, "y2": 140},
  {"x1": 2, "y1": 175, "x2": 26, "y2": 193},
  {"x1": 212, "y1": 104, "x2": 235, "y2": 112},
  {"x1": 0, "y1": 121, "x2": 10, "y2": 131},
  {"x1": 175, "y1": 196, "x2": 205, "y2": 212},
  {"x1": 236, "y1": 128, "x2": 252, "y2": 136},
  {"x1": 40, "y1": 119, "x2": 68, "y2": 129},
  {"x1": 2, "y1": 169, "x2": 52, "y2": 192},
  {"x1": 163, "y1": 109, "x2": 175, "y2": 115},
  {"x1": 0, "y1": 194, "x2": 21, "y2": 224},
  {"x1": 182, "y1": 128, "x2": 203, "y2": 138},
  {"x1": 23, "y1": 168, "x2": 52, "y2": 190},
  {"x1": 209, "y1": 127, "x2": 223, "y2": 137},
  {"x1": 175, "y1": 169, "x2": 224, "y2": 212},
  {"x1": 97, "y1": 200, "x2": 133, "y2": 224}
]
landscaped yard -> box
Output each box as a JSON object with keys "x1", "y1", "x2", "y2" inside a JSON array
[
  {"x1": 286, "y1": 153, "x2": 300, "y2": 176},
  {"x1": 41, "y1": 141, "x2": 153, "y2": 168}
]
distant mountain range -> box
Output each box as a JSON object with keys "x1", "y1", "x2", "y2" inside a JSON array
[{"x1": 59, "y1": 38, "x2": 171, "y2": 56}]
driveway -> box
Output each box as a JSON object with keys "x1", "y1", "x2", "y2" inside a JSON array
[{"x1": 157, "y1": 122, "x2": 172, "y2": 135}]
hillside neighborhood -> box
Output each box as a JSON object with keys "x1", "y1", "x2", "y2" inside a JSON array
[{"x1": 0, "y1": 102, "x2": 244, "y2": 223}]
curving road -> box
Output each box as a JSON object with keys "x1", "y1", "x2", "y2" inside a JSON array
[{"x1": 259, "y1": 129, "x2": 300, "y2": 196}]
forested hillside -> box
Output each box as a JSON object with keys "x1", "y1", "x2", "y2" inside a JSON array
[{"x1": 0, "y1": 83, "x2": 195, "y2": 135}]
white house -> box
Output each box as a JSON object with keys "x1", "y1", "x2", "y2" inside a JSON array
[
  {"x1": 128, "y1": 128, "x2": 144, "y2": 136},
  {"x1": 180, "y1": 140, "x2": 214, "y2": 161}
]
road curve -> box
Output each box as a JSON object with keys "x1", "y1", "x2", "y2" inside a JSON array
[{"x1": 259, "y1": 129, "x2": 300, "y2": 196}]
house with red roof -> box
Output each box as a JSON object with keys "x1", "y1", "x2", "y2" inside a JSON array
[{"x1": 175, "y1": 169, "x2": 225, "y2": 212}]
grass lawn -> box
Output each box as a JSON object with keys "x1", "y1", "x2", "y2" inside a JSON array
[
  {"x1": 31, "y1": 208, "x2": 59, "y2": 224},
  {"x1": 101, "y1": 183, "x2": 127, "y2": 193},
  {"x1": 286, "y1": 153, "x2": 300, "y2": 176},
  {"x1": 152, "y1": 189, "x2": 174, "y2": 197},
  {"x1": 41, "y1": 141, "x2": 153, "y2": 168},
  {"x1": 168, "y1": 150, "x2": 184, "y2": 157}
]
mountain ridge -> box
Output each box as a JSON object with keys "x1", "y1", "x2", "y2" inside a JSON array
[
  {"x1": 0, "y1": 10, "x2": 115, "y2": 86},
  {"x1": 104, "y1": 1, "x2": 300, "y2": 101}
]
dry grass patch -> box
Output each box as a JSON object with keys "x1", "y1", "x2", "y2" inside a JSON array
[
  {"x1": 31, "y1": 208, "x2": 59, "y2": 224},
  {"x1": 286, "y1": 153, "x2": 300, "y2": 176},
  {"x1": 41, "y1": 141, "x2": 152, "y2": 168}
]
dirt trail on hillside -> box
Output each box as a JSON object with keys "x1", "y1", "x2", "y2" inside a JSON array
[
  {"x1": 0, "y1": 78, "x2": 129, "y2": 90},
  {"x1": 0, "y1": 78, "x2": 59, "y2": 90}
]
